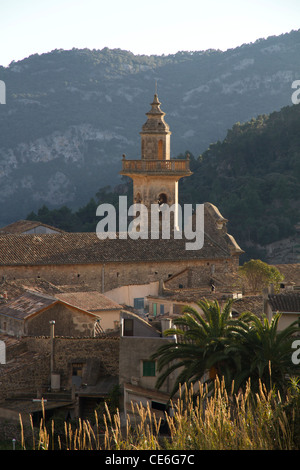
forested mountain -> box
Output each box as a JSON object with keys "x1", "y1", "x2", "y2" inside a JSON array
[
  {"x1": 179, "y1": 103, "x2": 300, "y2": 262},
  {"x1": 27, "y1": 102, "x2": 300, "y2": 263},
  {"x1": 0, "y1": 29, "x2": 300, "y2": 225}
]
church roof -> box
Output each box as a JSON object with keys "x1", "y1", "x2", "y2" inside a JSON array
[
  {"x1": 0, "y1": 231, "x2": 239, "y2": 267},
  {"x1": 0, "y1": 202, "x2": 243, "y2": 266}
]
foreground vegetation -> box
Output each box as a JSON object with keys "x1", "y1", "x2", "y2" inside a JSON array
[
  {"x1": 15, "y1": 376, "x2": 300, "y2": 450},
  {"x1": 7, "y1": 298, "x2": 299, "y2": 451}
]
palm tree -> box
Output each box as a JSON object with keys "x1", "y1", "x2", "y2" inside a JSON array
[
  {"x1": 151, "y1": 300, "x2": 300, "y2": 398},
  {"x1": 226, "y1": 312, "x2": 300, "y2": 394},
  {"x1": 151, "y1": 298, "x2": 241, "y2": 397}
]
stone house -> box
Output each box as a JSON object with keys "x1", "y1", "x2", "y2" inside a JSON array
[
  {"x1": 0, "y1": 290, "x2": 118, "y2": 337},
  {"x1": 54, "y1": 291, "x2": 122, "y2": 331}
]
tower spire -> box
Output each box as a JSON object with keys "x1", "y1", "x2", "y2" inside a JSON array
[{"x1": 120, "y1": 92, "x2": 192, "y2": 215}]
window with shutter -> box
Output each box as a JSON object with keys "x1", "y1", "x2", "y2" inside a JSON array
[{"x1": 143, "y1": 360, "x2": 156, "y2": 376}]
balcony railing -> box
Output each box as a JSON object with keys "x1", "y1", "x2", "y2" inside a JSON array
[{"x1": 121, "y1": 157, "x2": 191, "y2": 174}]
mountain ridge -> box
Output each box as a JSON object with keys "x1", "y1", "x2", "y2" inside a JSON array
[{"x1": 0, "y1": 29, "x2": 299, "y2": 226}]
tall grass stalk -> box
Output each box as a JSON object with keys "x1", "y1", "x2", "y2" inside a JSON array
[{"x1": 18, "y1": 377, "x2": 297, "y2": 450}]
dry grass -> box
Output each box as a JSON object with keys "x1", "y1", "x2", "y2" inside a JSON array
[{"x1": 18, "y1": 377, "x2": 297, "y2": 450}]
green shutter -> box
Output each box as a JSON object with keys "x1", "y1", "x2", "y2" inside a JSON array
[
  {"x1": 153, "y1": 303, "x2": 157, "y2": 317},
  {"x1": 143, "y1": 360, "x2": 156, "y2": 376}
]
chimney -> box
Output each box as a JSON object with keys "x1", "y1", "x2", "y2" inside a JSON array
[
  {"x1": 49, "y1": 320, "x2": 55, "y2": 375},
  {"x1": 161, "y1": 318, "x2": 172, "y2": 334}
]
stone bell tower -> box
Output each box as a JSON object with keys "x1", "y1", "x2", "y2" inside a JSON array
[{"x1": 120, "y1": 92, "x2": 192, "y2": 230}]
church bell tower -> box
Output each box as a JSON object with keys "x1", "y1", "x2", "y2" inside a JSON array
[{"x1": 120, "y1": 92, "x2": 192, "y2": 231}]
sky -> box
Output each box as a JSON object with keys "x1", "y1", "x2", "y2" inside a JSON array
[{"x1": 0, "y1": 0, "x2": 300, "y2": 67}]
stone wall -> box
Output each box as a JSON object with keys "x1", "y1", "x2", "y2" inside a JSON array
[
  {"x1": 0, "y1": 336, "x2": 119, "y2": 401},
  {"x1": 25, "y1": 336, "x2": 119, "y2": 388},
  {"x1": 0, "y1": 256, "x2": 239, "y2": 295}
]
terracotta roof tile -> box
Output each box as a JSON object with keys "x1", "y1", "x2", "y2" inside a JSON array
[
  {"x1": 268, "y1": 292, "x2": 300, "y2": 313},
  {"x1": 0, "y1": 291, "x2": 57, "y2": 320},
  {"x1": 0, "y1": 232, "x2": 235, "y2": 266},
  {"x1": 55, "y1": 291, "x2": 122, "y2": 311}
]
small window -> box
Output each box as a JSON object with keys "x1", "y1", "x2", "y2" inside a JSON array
[
  {"x1": 123, "y1": 318, "x2": 134, "y2": 336},
  {"x1": 152, "y1": 401, "x2": 166, "y2": 411},
  {"x1": 143, "y1": 360, "x2": 156, "y2": 377},
  {"x1": 134, "y1": 298, "x2": 144, "y2": 309},
  {"x1": 72, "y1": 363, "x2": 83, "y2": 377},
  {"x1": 160, "y1": 304, "x2": 164, "y2": 315}
]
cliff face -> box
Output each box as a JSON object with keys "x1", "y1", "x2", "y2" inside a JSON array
[
  {"x1": 0, "y1": 124, "x2": 130, "y2": 214},
  {"x1": 0, "y1": 30, "x2": 299, "y2": 225}
]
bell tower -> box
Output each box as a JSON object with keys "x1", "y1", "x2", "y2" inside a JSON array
[
  {"x1": 140, "y1": 92, "x2": 171, "y2": 162},
  {"x1": 120, "y1": 92, "x2": 192, "y2": 230}
]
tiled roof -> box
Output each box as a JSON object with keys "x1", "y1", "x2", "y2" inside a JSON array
[
  {"x1": 0, "y1": 290, "x2": 108, "y2": 320},
  {"x1": 268, "y1": 292, "x2": 300, "y2": 313},
  {"x1": 55, "y1": 291, "x2": 122, "y2": 311},
  {"x1": 232, "y1": 295, "x2": 264, "y2": 317},
  {"x1": 0, "y1": 220, "x2": 64, "y2": 234},
  {"x1": 0, "y1": 232, "x2": 237, "y2": 266},
  {"x1": 0, "y1": 291, "x2": 57, "y2": 320}
]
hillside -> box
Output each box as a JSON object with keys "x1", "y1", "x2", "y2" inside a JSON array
[
  {"x1": 179, "y1": 102, "x2": 300, "y2": 262},
  {"x1": 0, "y1": 30, "x2": 300, "y2": 225}
]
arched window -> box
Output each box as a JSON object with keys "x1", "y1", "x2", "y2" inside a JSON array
[
  {"x1": 158, "y1": 193, "x2": 168, "y2": 205},
  {"x1": 158, "y1": 140, "x2": 163, "y2": 160}
]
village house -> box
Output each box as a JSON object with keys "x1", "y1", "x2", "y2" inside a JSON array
[
  {"x1": 264, "y1": 288, "x2": 300, "y2": 330},
  {"x1": 54, "y1": 291, "x2": 122, "y2": 332},
  {"x1": 0, "y1": 290, "x2": 121, "y2": 337}
]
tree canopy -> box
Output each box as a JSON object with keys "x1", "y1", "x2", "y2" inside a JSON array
[{"x1": 238, "y1": 259, "x2": 284, "y2": 293}]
